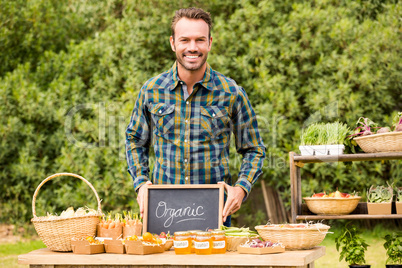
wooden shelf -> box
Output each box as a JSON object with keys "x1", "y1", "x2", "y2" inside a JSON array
[
  {"x1": 296, "y1": 215, "x2": 402, "y2": 220},
  {"x1": 289, "y1": 151, "x2": 402, "y2": 223},
  {"x1": 294, "y1": 152, "x2": 402, "y2": 163}
]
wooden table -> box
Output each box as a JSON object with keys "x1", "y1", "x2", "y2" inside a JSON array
[{"x1": 19, "y1": 247, "x2": 325, "y2": 268}]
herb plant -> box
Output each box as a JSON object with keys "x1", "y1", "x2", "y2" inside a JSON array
[
  {"x1": 367, "y1": 182, "x2": 394, "y2": 203},
  {"x1": 383, "y1": 232, "x2": 402, "y2": 264},
  {"x1": 301, "y1": 121, "x2": 350, "y2": 145},
  {"x1": 335, "y1": 224, "x2": 369, "y2": 266},
  {"x1": 397, "y1": 188, "x2": 402, "y2": 202}
]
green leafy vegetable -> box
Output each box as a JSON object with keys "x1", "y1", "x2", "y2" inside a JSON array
[{"x1": 335, "y1": 224, "x2": 369, "y2": 265}]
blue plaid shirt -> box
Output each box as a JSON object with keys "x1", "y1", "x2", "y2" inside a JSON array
[{"x1": 126, "y1": 62, "x2": 266, "y2": 198}]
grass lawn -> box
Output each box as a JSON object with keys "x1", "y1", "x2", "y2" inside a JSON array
[{"x1": 0, "y1": 226, "x2": 397, "y2": 268}]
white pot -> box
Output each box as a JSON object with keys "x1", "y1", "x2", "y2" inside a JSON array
[
  {"x1": 299, "y1": 145, "x2": 345, "y2": 156},
  {"x1": 299, "y1": 145, "x2": 314, "y2": 156},
  {"x1": 327, "y1": 144, "x2": 345, "y2": 155}
]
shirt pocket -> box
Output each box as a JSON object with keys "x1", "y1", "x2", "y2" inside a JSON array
[
  {"x1": 200, "y1": 106, "x2": 230, "y2": 140},
  {"x1": 149, "y1": 103, "x2": 176, "y2": 135}
]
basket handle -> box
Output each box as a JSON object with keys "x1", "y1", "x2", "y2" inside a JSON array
[{"x1": 32, "y1": 172, "x2": 102, "y2": 218}]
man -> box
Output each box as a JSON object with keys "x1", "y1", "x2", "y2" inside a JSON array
[{"x1": 125, "y1": 7, "x2": 266, "y2": 226}]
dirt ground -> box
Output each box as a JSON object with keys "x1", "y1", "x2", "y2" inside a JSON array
[{"x1": 0, "y1": 224, "x2": 27, "y2": 244}]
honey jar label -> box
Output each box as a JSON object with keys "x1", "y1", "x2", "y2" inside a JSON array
[
  {"x1": 174, "y1": 240, "x2": 189, "y2": 248},
  {"x1": 194, "y1": 241, "x2": 209, "y2": 249},
  {"x1": 213, "y1": 241, "x2": 225, "y2": 249}
]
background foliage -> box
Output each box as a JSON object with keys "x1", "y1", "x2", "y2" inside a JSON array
[{"x1": 0, "y1": 0, "x2": 401, "y2": 227}]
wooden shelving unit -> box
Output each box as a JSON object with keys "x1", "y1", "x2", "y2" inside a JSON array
[{"x1": 289, "y1": 151, "x2": 402, "y2": 223}]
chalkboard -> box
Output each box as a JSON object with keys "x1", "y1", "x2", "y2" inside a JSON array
[{"x1": 143, "y1": 184, "x2": 224, "y2": 234}]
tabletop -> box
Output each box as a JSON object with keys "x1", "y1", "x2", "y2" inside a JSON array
[{"x1": 19, "y1": 246, "x2": 325, "y2": 268}]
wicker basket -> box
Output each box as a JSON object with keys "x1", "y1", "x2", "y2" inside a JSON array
[
  {"x1": 226, "y1": 236, "x2": 257, "y2": 252},
  {"x1": 255, "y1": 224, "x2": 330, "y2": 250},
  {"x1": 31, "y1": 173, "x2": 102, "y2": 252},
  {"x1": 303, "y1": 197, "x2": 361, "y2": 215},
  {"x1": 354, "y1": 132, "x2": 402, "y2": 153}
]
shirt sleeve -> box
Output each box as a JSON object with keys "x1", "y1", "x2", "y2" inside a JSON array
[
  {"x1": 231, "y1": 87, "x2": 266, "y2": 199},
  {"x1": 125, "y1": 86, "x2": 152, "y2": 192}
]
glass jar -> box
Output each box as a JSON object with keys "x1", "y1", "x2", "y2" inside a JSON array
[
  {"x1": 188, "y1": 230, "x2": 201, "y2": 253},
  {"x1": 173, "y1": 231, "x2": 191, "y2": 254},
  {"x1": 194, "y1": 231, "x2": 212, "y2": 255},
  {"x1": 211, "y1": 230, "x2": 226, "y2": 254}
]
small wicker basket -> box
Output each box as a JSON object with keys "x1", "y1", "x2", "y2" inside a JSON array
[
  {"x1": 31, "y1": 173, "x2": 102, "y2": 252},
  {"x1": 354, "y1": 132, "x2": 402, "y2": 153},
  {"x1": 255, "y1": 223, "x2": 330, "y2": 250},
  {"x1": 303, "y1": 197, "x2": 361, "y2": 215}
]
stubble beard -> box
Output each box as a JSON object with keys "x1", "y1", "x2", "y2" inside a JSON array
[{"x1": 175, "y1": 49, "x2": 208, "y2": 72}]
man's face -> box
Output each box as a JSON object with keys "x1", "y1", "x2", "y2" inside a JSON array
[{"x1": 170, "y1": 18, "x2": 212, "y2": 72}]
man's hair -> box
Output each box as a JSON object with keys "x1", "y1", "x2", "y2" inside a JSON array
[{"x1": 171, "y1": 7, "x2": 212, "y2": 40}]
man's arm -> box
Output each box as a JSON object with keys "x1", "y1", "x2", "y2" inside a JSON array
[
  {"x1": 222, "y1": 87, "x2": 266, "y2": 220},
  {"x1": 125, "y1": 87, "x2": 152, "y2": 217}
]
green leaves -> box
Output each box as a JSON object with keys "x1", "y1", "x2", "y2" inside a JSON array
[
  {"x1": 383, "y1": 232, "x2": 402, "y2": 264},
  {"x1": 0, "y1": 0, "x2": 401, "y2": 227},
  {"x1": 335, "y1": 224, "x2": 369, "y2": 265}
]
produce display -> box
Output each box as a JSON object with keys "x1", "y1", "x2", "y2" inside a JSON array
[
  {"x1": 255, "y1": 223, "x2": 330, "y2": 250},
  {"x1": 44, "y1": 206, "x2": 98, "y2": 220},
  {"x1": 241, "y1": 238, "x2": 282, "y2": 248},
  {"x1": 310, "y1": 190, "x2": 357, "y2": 198},
  {"x1": 304, "y1": 190, "x2": 361, "y2": 215}
]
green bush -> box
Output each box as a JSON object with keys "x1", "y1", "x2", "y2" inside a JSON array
[{"x1": 0, "y1": 0, "x2": 400, "y2": 227}]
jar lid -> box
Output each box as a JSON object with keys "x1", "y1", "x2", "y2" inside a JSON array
[
  {"x1": 174, "y1": 231, "x2": 190, "y2": 236},
  {"x1": 196, "y1": 231, "x2": 211, "y2": 236}
]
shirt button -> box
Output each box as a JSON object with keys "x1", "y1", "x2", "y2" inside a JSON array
[
  {"x1": 159, "y1": 110, "x2": 162, "y2": 114},
  {"x1": 185, "y1": 119, "x2": 188, "y2": 123},
  {"x1": 184, "y1": 159, "x2": 188, "y2": 163},
  {"x1": 185, "y1": 177, "x2": 189, "y2": 181},
  {"x1": 212, "y1": 113, "x2": 216, "y2": 117},
  {"x1": 184, "y1": 139, "x2": 188, "y2": 143},
  {"x1": 186, "y1": 101, "x2": 189, "y2": 105}
]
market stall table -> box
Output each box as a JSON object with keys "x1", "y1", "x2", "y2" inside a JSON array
[{"x1": 19, "y1": 247, "x2": 325, "y2": 268}]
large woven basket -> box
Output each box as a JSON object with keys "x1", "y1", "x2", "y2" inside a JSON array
[
  {"x1": 354, "y1": 132, "x2": 402, "y2": 153},
  {"x1": 303, "y1": 197, "x2": 361, "y2": 215},
  {"x1": 31, "y1": 173, "x2": 102, "y2": 252},
  {"x1": 255, "y1": 223, "x2": 330, "y2": 250}
]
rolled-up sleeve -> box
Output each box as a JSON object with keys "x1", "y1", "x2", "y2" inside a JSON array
[
  {"x1": 231, "y1": 87, "x2": 266, "y2": 199},
  {"x1": 125, "y1": 87, "x2": 152, "y2": 192}
]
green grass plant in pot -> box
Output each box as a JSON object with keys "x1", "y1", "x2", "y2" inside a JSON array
[
  {"x1": 335, "y1": 224, "x2": 370, "y2": 268},
  {"x1": 383, "y1": 232, "x2": 402, "y2": 268},
  {"x1": 366, "y1": 182, "x2": 393, "y2": 215},
  {"x1": 299, "y1": 121, "x2": 350, "y2": 156}
]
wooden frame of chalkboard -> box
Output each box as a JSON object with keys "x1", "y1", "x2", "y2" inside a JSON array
[{"x1": 143, "y1": 184, "x2": 224, "y2": 234}]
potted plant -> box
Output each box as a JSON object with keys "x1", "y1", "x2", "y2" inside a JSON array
[
  {"x1": 396, "y1": 187, "x2": 402, "y2": 215},
  {"x1": 383, "y1": 232, "x2": 402, "y2": 267},
  {"x1": 366, "y1": 182, "x2": 393, "y2": 215},
  {"x1": 335, "y1": 224, "x2": 370, "y2": 268},
  {"x1": 299, "y1": 121, "x2": 350, "y2": 156}
]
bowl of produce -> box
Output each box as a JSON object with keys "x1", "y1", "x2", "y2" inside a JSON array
[
  {"x1": 255, "y1": 223, "x2": 330, "y2": 250},
  {"x1": 218, "y1": 226, "x2": 259, "y2": 252},
  {"x1": 303, "y1": 190, "x2": 361, "y2": 215},
  {"x1": 350, "y1": 115, "x2": 402, "y2": 153}
]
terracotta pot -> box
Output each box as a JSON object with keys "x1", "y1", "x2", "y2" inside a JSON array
[
  {"x1": 367, "y1": 202, "x2": 392, "y2": 215},
  {"x1": 396, "y1": 202, "x2": 402, "y2": 214}
]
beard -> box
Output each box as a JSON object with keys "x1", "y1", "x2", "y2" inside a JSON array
[{"x1": 175, "y1": 50, "x2": 208, "y2": 72}]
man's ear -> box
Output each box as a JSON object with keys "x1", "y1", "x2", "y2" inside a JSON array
[
  {"x1": 169, "y1": 36, "x2": 175, "y2": 52},
  {"x1": 208, "y1": 36, "x2": 213, "y2": 51}
]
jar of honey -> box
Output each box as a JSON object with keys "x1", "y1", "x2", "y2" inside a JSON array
[
  {"x1": 211, "y1": 230, "x2": 226, "y2": 253},
  {"x1": 194, "y1": 231, "x2": 212, "y2": 255},
  {"x1": 173, "y1": 231, "x2": 191, "y2": 254},
  {"x1": 188, "y1": 230, "x2": 201, "y2": 253}
]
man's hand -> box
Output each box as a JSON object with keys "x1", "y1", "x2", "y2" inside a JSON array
[
  {"x1": 218, "y1": 181, "x2": 246, "y2": 222},
  {"x1": 137, "y1": 181, "x2": 152, "y2": 218}
]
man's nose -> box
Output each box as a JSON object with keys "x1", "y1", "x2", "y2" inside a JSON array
[{"x1": 188, "y1": 40, "x2": 198, "y2": 51}]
